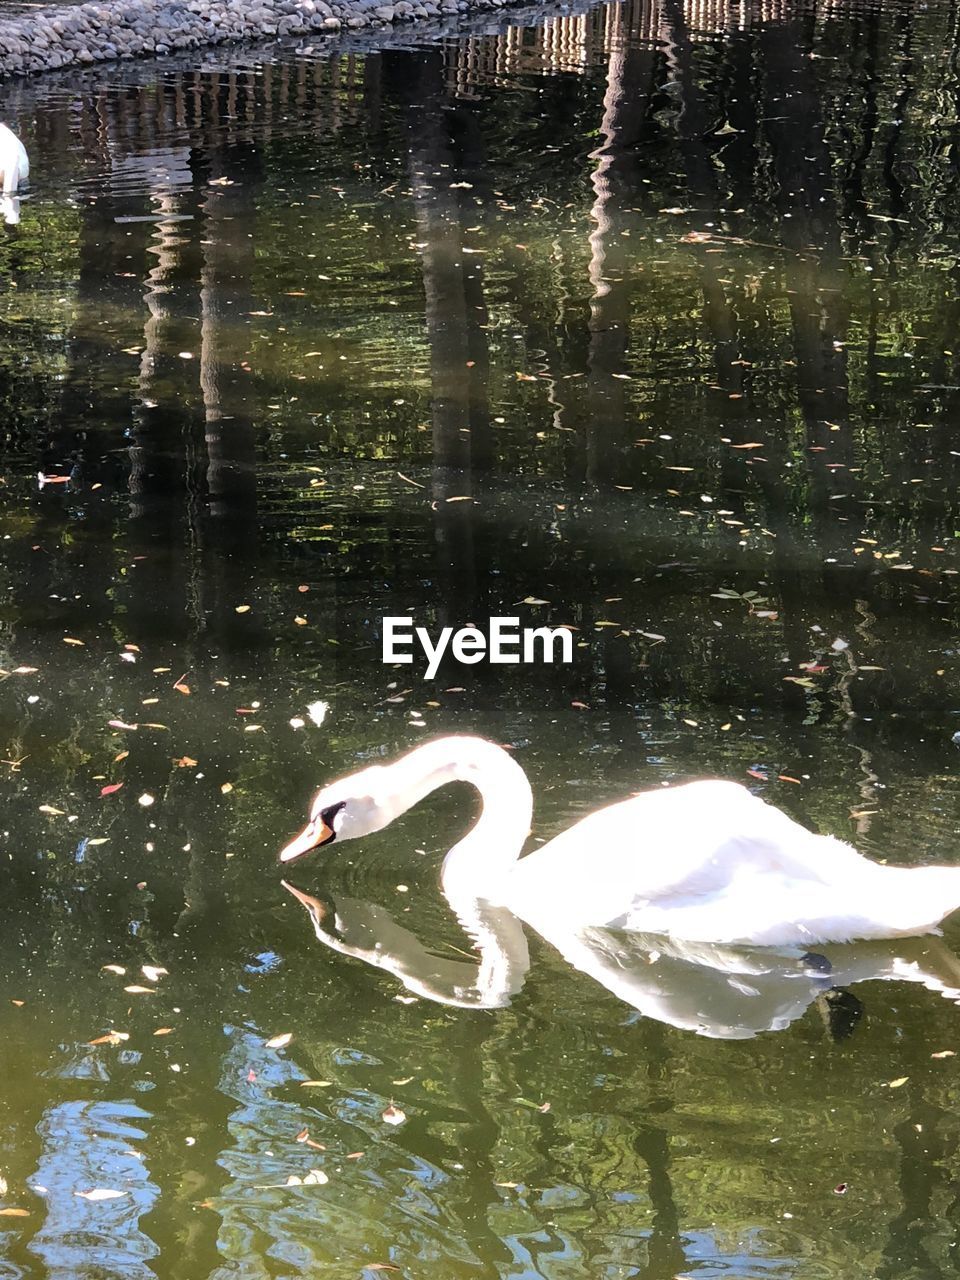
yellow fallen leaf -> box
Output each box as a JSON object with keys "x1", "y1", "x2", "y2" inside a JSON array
[
  {"x1": 63, "y1": 637, "x2": 85, "y2": 647},
  {"x1": 0, "y1": 1208, "x2": 30, "y2": 1217},
  {"x1": 265, "y1": 1032, "x2": 292, "y2": 1049},
  {"x1": 887, "y1": 1077, "x2": 909, "y2": 1088}
]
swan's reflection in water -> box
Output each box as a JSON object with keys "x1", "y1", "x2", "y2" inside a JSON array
[{"x1": 284, "y1": 880, "x2": 960, "y2": 1038}]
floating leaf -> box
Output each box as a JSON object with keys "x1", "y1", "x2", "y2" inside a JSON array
[
  {"x1": 63, "y1": 638, "x2": 85, "y2": 647},
  {"x1": 381, "y1": 1105, "x2": 406, "y2": 1126},
  {"x1": 0, "y1": 1208, "x2": 29, "y2": 1217},
  {"x1": 265, "y1": 1032, "x2": 292, "y2": 1049},
  {"x1": 887, "y1": 1077, "x2": 909, "y2": 1088},
  {"x1": 101, "y1": 965, "x2": 126, "y2": 975},
  {"x1": 74, "y1": 1189, "x2": 126, "y2": 1201},
  {"x1": 39, "y1": 805, "x2": 65, "y2": 815},
  {"x1": 235, "y1": 605, "x2": 252, "y2": 614},
  {"x1": 100, "y1": 784, "x2": 123, "y2": 797},
  {"x1": 931, "y1": 1050, "x2": 955, "y2": 1059},
  {"x1": 306, "y1": 700, "x2": 329, "y2": 727},
  {"x1": 153, "y1": 1027, "x2": 174, "y2": 1036},
  {"x1": 123, "y1": 986, "x2": 154, "y2": 995},
  {"x1": 141, "y1": 966, "x2": 167, "y2": 983}
]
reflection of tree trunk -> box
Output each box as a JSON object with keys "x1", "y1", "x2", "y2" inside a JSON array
[
  {"x1": 585, "y1": 36, "x2": 655, "y2": 485},
  {"x1": 125, "y1": 161, "x2": 206, "y2": 644},
  {"x1": 661, "y1": 3, "x2": 816, "y2": 721},
  {"x1": 877, "y1": 1093, "x2": 954, "y2": 1280},
  {"x1": 199, "y1": 142, "x2": 260, "y2": 552},
  {"x1": 659, "y1": 0, "x2": 748, "y2": 424},
  {"x1": 405, "y1": 52, "x2": 491, "y2": 629},
  {"x1": 760, "y1": 20, "x2": 857, "y2": 522},
  {"x1": 632, "y1": 1024, "x2": 687, "y2": 1279}
]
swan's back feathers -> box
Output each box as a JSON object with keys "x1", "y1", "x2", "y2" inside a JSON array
[
  {"x1": 511, "y1": 779, "x2": 854, "y2": 897},
  {"x1": 504, "y1": 779, "x2": 960, "y2": 945}
]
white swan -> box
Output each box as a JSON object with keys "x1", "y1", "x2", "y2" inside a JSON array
[
  {"x1": 278, "y1": 735, "x2": 960, "y2": 947},
  {"x1": 0, "y1": 123, "x2": 28, "y2": 195}
]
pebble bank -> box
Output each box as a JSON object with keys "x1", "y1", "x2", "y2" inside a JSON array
[{"x1": 0, "y1": 0, "x2": 516, "y2": 77}]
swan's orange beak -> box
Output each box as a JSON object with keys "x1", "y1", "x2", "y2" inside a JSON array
[{"x1": 278, "y1": 815, "x2": 334, "y2": 863}]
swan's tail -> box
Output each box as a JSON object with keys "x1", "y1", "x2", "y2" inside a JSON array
[{"x1": 881, "y1": 866, "x2": 960, "y2": 938}]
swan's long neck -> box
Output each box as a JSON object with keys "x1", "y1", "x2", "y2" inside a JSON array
[{"x1": 378, "y1": 736, "x2": 533, "y2": 899}]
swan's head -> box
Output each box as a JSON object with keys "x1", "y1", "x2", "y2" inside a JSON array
[{"x1": 278, "y1": 764, "x2": 389, "y2": 864}]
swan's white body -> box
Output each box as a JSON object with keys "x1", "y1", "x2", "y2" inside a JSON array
[
  {"x1": 0, "y1": 123, "x2": 28, "y2": 195},
  {"x1": 279, "y1": 735, "x2": 960, "y2": 947}
]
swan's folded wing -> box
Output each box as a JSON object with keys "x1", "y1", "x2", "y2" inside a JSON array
[{"x1": 505, "y1": 779, "x2": 867, "y2": 933}]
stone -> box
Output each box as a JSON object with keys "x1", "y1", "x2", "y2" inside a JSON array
[{"x1": 0, "y1": 0, "x2": 530, "y2": 77}]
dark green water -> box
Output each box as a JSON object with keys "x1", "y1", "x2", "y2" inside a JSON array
[{"x1": 3, "y1": 1, "x2": 960, "y2": 1275}]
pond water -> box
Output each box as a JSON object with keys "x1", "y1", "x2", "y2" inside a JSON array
[{"x1": 2, "y1": 0, "x2": 960, "y2": 1275}]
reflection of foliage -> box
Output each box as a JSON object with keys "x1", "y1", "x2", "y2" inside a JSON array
[{"x1": 3, "y1": 6, "x2": 960, "y2": 1276}]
